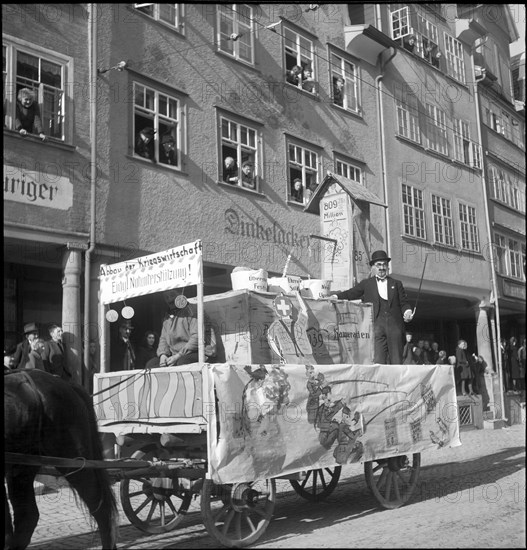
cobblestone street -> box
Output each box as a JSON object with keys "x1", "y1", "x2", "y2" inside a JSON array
[{"x1": 22, "y1": 424, "x2": 525, "y2": 549}]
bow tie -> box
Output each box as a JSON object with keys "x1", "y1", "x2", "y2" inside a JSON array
[{"x1": 376, "y1": 277, "x2": 387, "y2": 282}]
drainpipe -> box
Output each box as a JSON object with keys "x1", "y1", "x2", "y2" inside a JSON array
[
  {"x1": 472, "y1": 71, "x2": 506, "y2": 423},
  {"x1": 375, "y1": 47, "x2": 397, "y2": 259},
  {"x1": 83, "y1": 3, "x2": 97, "y2": 389}
]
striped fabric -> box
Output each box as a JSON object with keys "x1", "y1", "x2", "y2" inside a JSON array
[{"x1": 94, "y1": 369, "x2": 203, "y2": 423}]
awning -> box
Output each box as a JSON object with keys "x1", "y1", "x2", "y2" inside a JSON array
[{"x1": 304, "y1": 172, "x2": 386, "y2": 215}]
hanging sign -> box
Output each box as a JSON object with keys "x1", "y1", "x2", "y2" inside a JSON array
[{"x1": 99, "y1": 240, "x2": 203, "y2": 304}]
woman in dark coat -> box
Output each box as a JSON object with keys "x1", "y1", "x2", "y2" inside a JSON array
[
  {"x1": 135, "y1": 330, "x2": 158, "y2": 370},
  {"x1": 456, "y1": 339, "x2": 473, "y2": 395},
  {"x1": 508, "y1": 337, "x2": 521, "y2": 391}
]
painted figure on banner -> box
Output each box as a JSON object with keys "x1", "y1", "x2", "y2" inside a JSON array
[
  {"x1": 305, "y1": 365, "x2": 325, "y2": 424},
  {"x1": 240, "y1": 365, "x2": 291, "y2": 475},
  {"x1": 314, "y1": 385, "x2": 344, "y2": 450},
  {"x1": 333, "y1": 407, "x2": 364, "y2": 464}
]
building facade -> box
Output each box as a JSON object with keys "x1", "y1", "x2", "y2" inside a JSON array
[
  {"x1": 3, "y1": 4, "x2": 525, "y2": 389},
  {"x1": 465, "y1": 4, "x2": 526, "y2": 348}
]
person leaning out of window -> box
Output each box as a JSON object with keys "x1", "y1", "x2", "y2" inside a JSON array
[{"x1": 240, "y1": 160, "x2": 255, "y2": 190}]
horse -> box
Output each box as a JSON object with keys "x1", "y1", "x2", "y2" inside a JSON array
[{"x1": 4, "y1": 369, "x2": 118, "y2": 550}]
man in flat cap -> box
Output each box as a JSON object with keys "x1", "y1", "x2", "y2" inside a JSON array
[
  {"x1": 334, "y1": 250, "x2": 413, "y2": 365},
  {"x1": 12, "y1": 322, "x2": 39, "y2": 369}
]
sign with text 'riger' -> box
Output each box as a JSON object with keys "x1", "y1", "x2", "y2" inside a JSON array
[
  {"x1": 99, "y1": 240, "x2": 203, "y2": 304},
  {"x1": 4, "y1": 164, "x2": 73, "y2": 210}
]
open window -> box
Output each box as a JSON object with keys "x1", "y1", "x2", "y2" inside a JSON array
[{"x1": 219, "y1": 114, "x2": 260, "y2": 191}]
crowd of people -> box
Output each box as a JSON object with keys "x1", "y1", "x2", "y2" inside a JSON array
[
  {"x1": 4, "y1": 322, "x2": 73, "y2": 380},
  {"x1": 401, "y1": 333, "x2": 493, "y2": 396}
]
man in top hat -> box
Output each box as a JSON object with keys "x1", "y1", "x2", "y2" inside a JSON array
[
  {"x1": 135, "y1": 126, "x2": 156, "y2": 160},
  {"x1": 12, "y1": 322, "x2": 39, "y2": 369},
  {"x1": 334, "y1": 250, "x2": 413, "y2": 365},
  {"x1": 110, "y1": 319, "x2": 136, "y2": 371}
]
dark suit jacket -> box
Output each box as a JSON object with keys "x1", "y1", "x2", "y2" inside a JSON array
[
  {"x1": 336, "y1": 276, "x2": 411, "y2": 331},
  {"x1": 13, "y1": 340, "x2": 31, "y2": 369},
  {"x1": 42, "y1": 340, "x2": 71, "y2": 380}
]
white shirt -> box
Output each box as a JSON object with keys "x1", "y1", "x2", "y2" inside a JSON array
[{"x1": 376, "y1": 277, "x2": 388, "y2": 300}]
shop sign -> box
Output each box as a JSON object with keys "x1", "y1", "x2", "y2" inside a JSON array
[
  {"x1": 3, "y1": 164, "x2": 73, "y2": 210},
  {"x1": 503, "y1": 279, "x2": 526, "y2": 300}
]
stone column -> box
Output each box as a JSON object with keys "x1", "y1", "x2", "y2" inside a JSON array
[{"x1": 62, "y1": 244, "x2": 83, "y2": 385}]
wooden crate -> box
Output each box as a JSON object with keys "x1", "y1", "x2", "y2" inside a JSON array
[{"x1": 199, "y1": 290, "x2": 373, "y2": 365}]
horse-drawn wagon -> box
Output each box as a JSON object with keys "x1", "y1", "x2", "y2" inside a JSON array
[{"x1": 93, "y1": 240, "x2": 461, "y2": 547}]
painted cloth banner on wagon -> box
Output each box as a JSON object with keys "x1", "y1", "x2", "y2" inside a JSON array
[{"x1": 208, "y1": 363, "x2": 461, "y2": 484}]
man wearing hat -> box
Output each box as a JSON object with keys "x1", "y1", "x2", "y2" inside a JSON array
[
  {"x1": 160, "y1": 132, "x2": 177, "y2": 165},
  {"x1": 240, "y1": 160, "x2": 255, "y2": 189},
  {"x1": 12, "y1": 322, "x2": 39, "y2": 369},
  {"x1": 335, "y1": 250, "x2": 413, "y2": 365},
  {"x1": 110, "y1": 319, "x2": 136, "y2": 371},
  {"x1": 135, "y1": 126, "x2": 156, "y2": 160}
]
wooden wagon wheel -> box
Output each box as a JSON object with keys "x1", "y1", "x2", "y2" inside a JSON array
[
  {"x1": 364, "y1": 453, "x2": 421, "y2": 509},
  {"x1": 120, "y1": 446, "x2": 193, "y2": 534},
  {"x1": 201, "y1": 478, "x2": 276, "y2": 547},
  {"x1": 290, "y1": 466, "x2": 341, "y2": 501}
]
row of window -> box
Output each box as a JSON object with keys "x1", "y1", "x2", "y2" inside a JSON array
[
  {"x1": 402, "y1": 183, "x2": 481, "y2": 252},
  {"x1": 390, "y1": 5, "x2": 466, "y2": 83},
  {"x1": 487, "y1": 163, "x2": 526, "y2": 213},
  {"x1": 494, "y1": 233, "x2": 526, "y2": 281},
  {"x1": 395, "y1": 91, "x2": 482, "y2": 168},
  {"x1": 482, "y1": 97, "x2": 525, "y2": 150},
  {"x1": 137, "y1": 3, "x2": 361, "y2": 113}
]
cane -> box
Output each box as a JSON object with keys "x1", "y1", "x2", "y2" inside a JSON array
[{"x1": 412, "y1": 254, "x2": 430, "y2": 317}]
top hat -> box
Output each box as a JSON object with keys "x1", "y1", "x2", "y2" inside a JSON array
[
  {"x1": 140, "y1": 127, "x2": 156, "y2": 136},
  {"x1": 369, "y1": 250, "x2": 391, "y2": 266},
  {"x1": 119, "y1": 319, "x2": 134, "y2": 329},
  {"x1": 24, "y1": 322, "x2": 38, "y2": 334}
]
